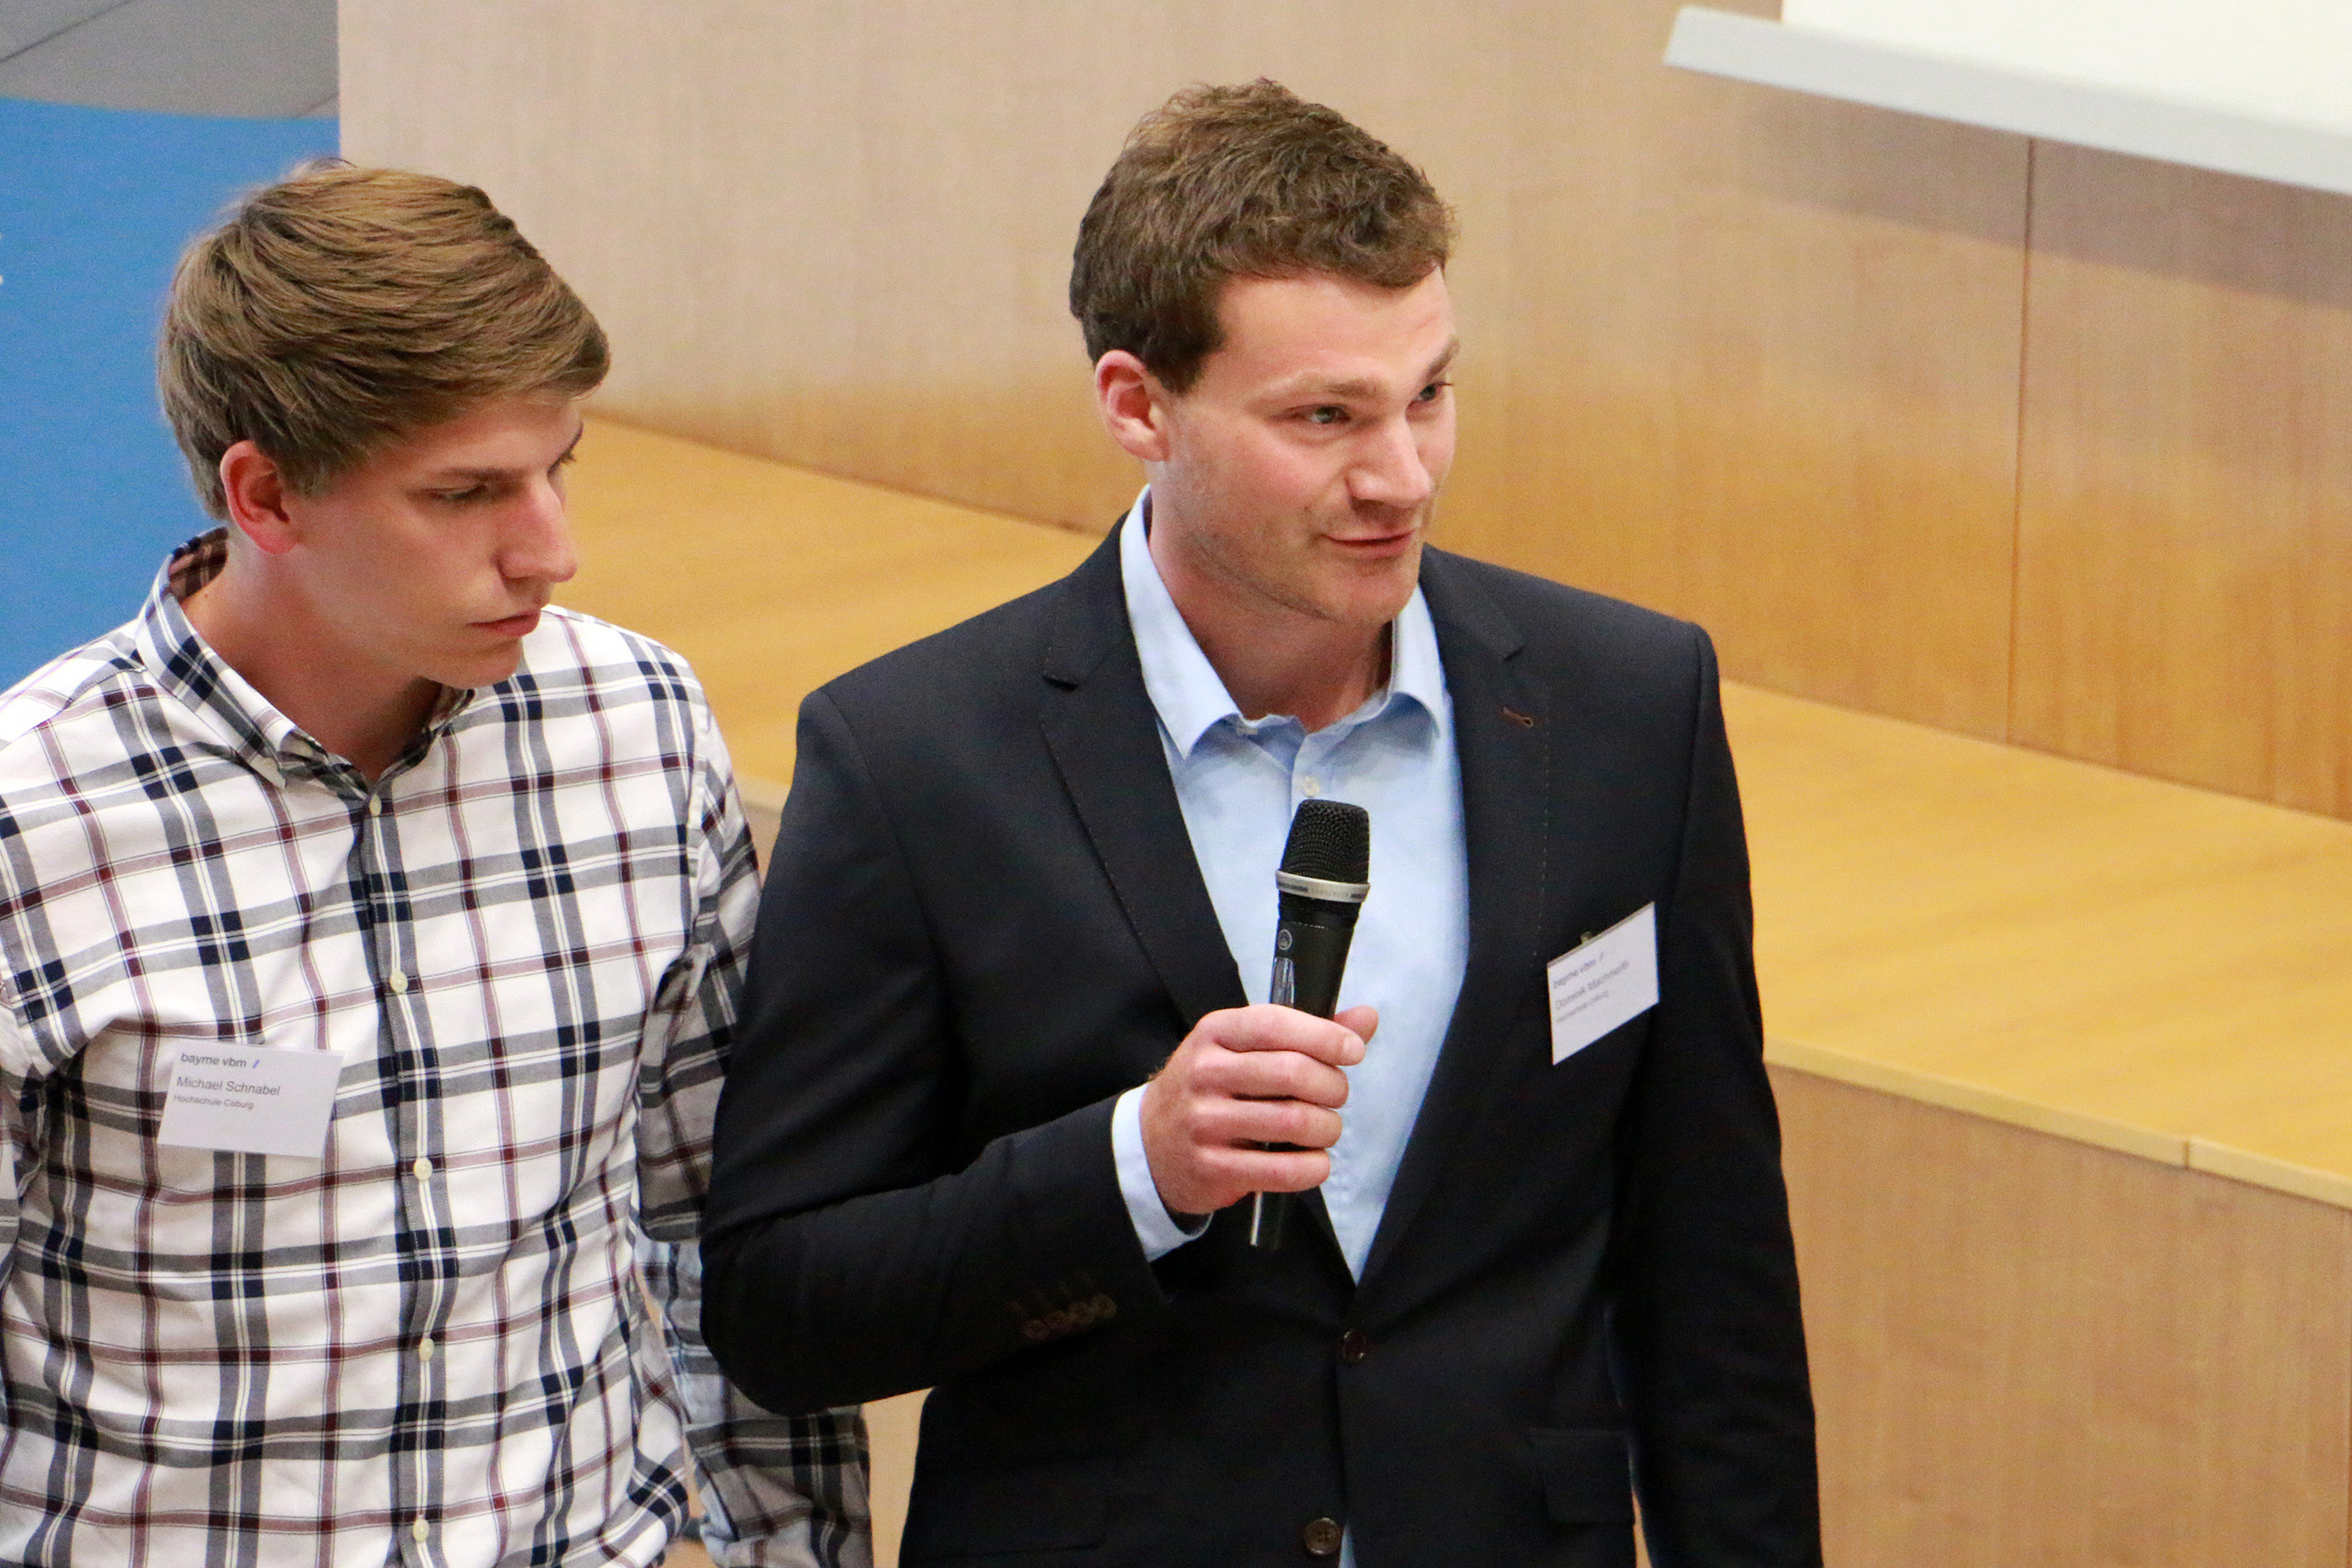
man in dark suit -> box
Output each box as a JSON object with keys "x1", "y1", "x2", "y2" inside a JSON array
[{"x1": 704, "y1": 80, "x2": 1820, "y2": 1566}]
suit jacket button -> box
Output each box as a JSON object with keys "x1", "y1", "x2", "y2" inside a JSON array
[
  {"x1": 1337, "y1": 1329, "x2": 1371, "y2": 1365},
  {"x1": 1301, "y1": 1516, "x2": 1343, "y2": 1558}
]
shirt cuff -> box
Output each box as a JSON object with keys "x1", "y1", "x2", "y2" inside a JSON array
[{"x1": 1112, "y1": 1085, "x2": 1210, "y2": 1260}]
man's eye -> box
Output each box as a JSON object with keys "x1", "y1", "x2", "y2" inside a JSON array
[
  {"x1": 1304, "y1": 405, "x2": 1347, "y2": 425},
  {"x1": 433, "y1": 486, "x2": 490, "y2": 505},
  {"x1": 1416, "y1": 380, "x2": 1451, "y2": 403}
]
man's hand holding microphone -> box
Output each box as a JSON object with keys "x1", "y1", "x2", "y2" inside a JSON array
[{"x1": 1139, "y1": 800, "x2": 1373, "y2": 1248}]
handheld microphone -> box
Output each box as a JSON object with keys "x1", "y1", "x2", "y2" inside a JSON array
[{"x1": 1248, "y1": 799, "x2": 1371, "y2": 1251}]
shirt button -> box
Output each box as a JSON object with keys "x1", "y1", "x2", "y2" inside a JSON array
[
  {"x1": 367, "y1": 796, "x2": 382, "y2": 816},
  {"x1": 1338, "y1": 1328, "x2": 1372, "y2": 1365},
  {"x1": 387, "y1": 971, "x2": 409, "y2": 995},
  {"x1": 411, "y1": 1519, "x2": 429, "y2": 1541},
  {"x1": 419, "y1": 1337, "x2": 437, "y2": 1361},
  {"x1": 413, "y1": 1157, "x2": 433, "y2": 1181},
  {"x1": 1301, "y1": 1516, "x2": 1344, "y2": 1558},
  {"x1": 1301, "y1": 776, "x2": 1322, "y2": 797}
]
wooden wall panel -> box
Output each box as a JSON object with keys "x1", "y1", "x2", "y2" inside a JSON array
[
  {"x1": 340, "y1": 0, "x2": 2030, "y2": 740},
  {"x1": 341, "y1": 2, "x2": 2352, "y2": 816},
  {"x1": 2012, "y1": 146, "x2": 2352, "y2": 818},
  {"x1": 1775, "y1": 1067, "x2": 2352, "y2": 1568},
  {"x1": 1443, "y1": 0, "x2": 2027, "y2": 736}
]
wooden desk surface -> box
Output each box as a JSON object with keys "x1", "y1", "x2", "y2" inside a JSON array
[
  {"x1": 1730, "y1": 687, "x2": 2352, "y2": 1201},
  {"x1": 564, "y1": 417, "x2": 2352, "y2": 1206},
  {"x1": 563, "y1": 418, "x2": 1095, "y2": 787}
]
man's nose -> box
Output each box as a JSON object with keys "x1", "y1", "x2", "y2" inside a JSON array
[
  {"x1": 503, "y1": 477, "x2": 578, "y2": 585},
  {"x1": 1349, "y1": 415, "x2": 1438, "y2": 509}
]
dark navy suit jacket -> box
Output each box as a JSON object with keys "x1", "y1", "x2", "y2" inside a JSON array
[{"x1": 703, "y1": 531, "x2": 1821, "y2": 1567}]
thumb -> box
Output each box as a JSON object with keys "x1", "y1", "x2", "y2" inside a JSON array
[{"x1": 1335, "y1": 1004, "x2": 1379, "y2": 1051}]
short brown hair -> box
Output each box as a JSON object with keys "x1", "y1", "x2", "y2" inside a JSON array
[
  {"x1": 1069, "y1": 80, "x2": 1454, "y2": 393},
  {"x1": 159, "y1": 163, "x2": 608, "y2": 518}
]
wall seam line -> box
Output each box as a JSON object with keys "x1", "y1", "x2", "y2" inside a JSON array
[
  {"x1": 0, "y1": 0, "x2": 140, "y2": 68},
  {"x1": 2005, "y1": 136, "x2": 2037, "y2": 747}
]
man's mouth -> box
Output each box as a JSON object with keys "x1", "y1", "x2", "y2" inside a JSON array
[
  {"x1": 475, "y1": 610, "x2": 542, "y2": 638},
  {"x1": 1327, "y1": 530, "x2": 1419, "y2": 557}
]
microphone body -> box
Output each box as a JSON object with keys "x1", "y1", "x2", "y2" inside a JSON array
[
  {"x1": 1249, "y1": 801, "x2": 1370, "y2": 1250},
  {"x1": 1269, "y1": 880, "x2": 1359, "y2": 1018}
]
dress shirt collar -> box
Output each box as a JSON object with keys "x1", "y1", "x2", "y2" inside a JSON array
[
  {"x1": 1117, "y1": 488, "x2": 1445, "y2": 759},
  {"x1": 131, "y1": 529, "x2": 472, "y2": 787}
]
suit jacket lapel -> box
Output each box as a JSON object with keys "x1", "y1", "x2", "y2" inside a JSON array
[
  {"x1": 1039, "y1": 531, "x2": 1248, "y2": 1032},
  {"x1": 1040, "y1": 531, "x2": 1350, "y2": 1257},
  {"x1": 1359, "y1": 551, "x2": 1553, "y2": 1286}
]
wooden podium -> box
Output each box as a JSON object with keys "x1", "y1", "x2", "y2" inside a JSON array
[{"x1": 1736, "y1": 689, "x2": 2352, "y2": 1567}]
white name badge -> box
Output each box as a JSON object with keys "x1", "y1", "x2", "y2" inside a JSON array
[
  {"x1": 1546, "y1": 903, "x2": 1660, "y2": 1064},
  {"x1": 158, "y1": 1043, "x2": 345, "y2": 1158}
]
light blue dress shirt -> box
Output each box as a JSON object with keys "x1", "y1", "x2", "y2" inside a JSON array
[{"x1": 1107, "y1": 489, "x2": 1470, "y2": 1279}]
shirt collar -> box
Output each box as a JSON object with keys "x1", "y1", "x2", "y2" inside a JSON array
[
  {"x1": 129, "y1": 529, "x2": 472, "y2": 787},
  {"x1": 1118, "y1": 488, "x2": 1446, "y2": 760}
]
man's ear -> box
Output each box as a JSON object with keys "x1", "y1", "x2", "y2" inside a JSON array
[
  {"x1": 217, "y1": 441, "x2": 301, "y2": 557},
  {"x1": 1093, "y1": 351, "x2": 1174, "y2": 464}
]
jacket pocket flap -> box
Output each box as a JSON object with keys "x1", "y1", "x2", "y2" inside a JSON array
[
  {"x1": 904, "y1": 1461, "x2": 1110, "y2": 1555},
  {"x1": 1530, "y1": 1427, "x2": 1636, "y2": 1524}
]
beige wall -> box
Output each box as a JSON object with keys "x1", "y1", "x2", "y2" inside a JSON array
[{"x1": 342, "y1": 0, "x2": 2352, "y2": 821}]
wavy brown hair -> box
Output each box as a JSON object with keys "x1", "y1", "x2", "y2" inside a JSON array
[
  {"x1": 1069, "y1": 80, "x2": 1454, "y2": 393},
  {"x1": 159, "y1": 163, "x2": 607, "y2": 518}
]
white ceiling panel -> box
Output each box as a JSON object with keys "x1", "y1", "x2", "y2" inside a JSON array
[{"x1": 0, "y1": 0, "x2": 333, "y2": 117}]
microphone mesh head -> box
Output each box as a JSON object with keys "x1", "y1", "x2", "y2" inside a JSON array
[{"x1": 1280, "y1": 799, "x2": 1370, "y2": 883}]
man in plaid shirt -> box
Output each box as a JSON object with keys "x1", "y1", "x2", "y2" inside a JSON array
[{"x1": 0, "y1": 166, "x2": 867, "y2": 1564}]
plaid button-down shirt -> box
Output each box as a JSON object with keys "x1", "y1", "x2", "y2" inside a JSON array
[{"x1": 0, "y1": 535, "x2": 867, "y2": 1566}]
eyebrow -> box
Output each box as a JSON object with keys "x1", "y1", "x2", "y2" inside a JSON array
[
  {"x1": 1271, "y1": 338, "x2": 1460, "y2": 404},
  {"x1": 422, "y1": 423, "x2": 586, "y2": 484}
]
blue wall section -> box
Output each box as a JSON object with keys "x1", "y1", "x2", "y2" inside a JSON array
[{"x1": 0, "y1": 97, "x2": 336, "y2": 684}]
